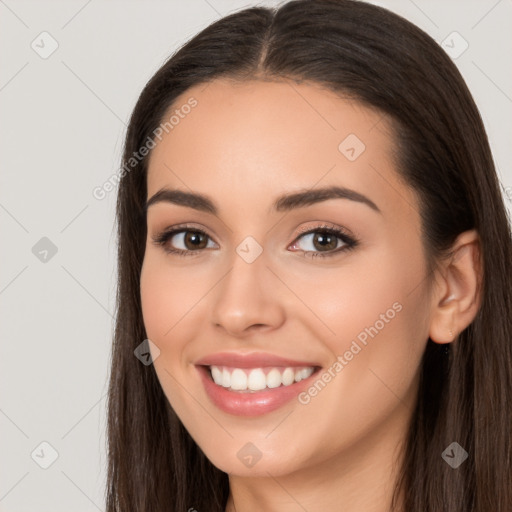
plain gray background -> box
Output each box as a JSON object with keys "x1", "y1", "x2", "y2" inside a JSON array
[{"x1": 0, "y1": 0, "x2": 511, "y2": 510}]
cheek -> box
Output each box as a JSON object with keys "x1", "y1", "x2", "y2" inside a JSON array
[
  {"x1": 140, "y1": 254, "x2": 198, "y2": 338},
  {"x1": 139, "y1": 252, "x2": 221, "y2": 373},
  {"x1": 139, "y1": 257, "x2": 195, "y2": 408},
  {"x1": 139, "y1": 256, "x2": 189, "y2": 350},
  {"x1": 287, "y1": 243, "x2": 429, "y2": 367}
]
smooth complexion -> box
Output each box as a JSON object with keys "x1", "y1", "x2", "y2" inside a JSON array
[{"x1": 140, "y1": 78, "x2": 481, "y2": 512}]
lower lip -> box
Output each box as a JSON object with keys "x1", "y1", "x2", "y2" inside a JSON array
[{"x1": 196, "y1": 365, "x2": 320, "y2": 417}]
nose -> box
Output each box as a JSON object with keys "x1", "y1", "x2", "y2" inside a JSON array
[{"x1": 210, "y1": 249, "x2": 286, "y2": 337}]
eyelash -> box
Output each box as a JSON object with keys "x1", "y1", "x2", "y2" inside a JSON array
[{"x1": 151, "y1": 223, "x2": 359, "y2": 259}]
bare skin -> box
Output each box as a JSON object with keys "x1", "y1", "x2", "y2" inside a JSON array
[{"x1": 140, "y1": 78, "x2": 481, "y2": 512}]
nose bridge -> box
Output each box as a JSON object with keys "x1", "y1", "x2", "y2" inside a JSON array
[
  {"x1": 218, "y1": 239, "x2": 268, "y2": 310},
  {"x1": 211, "y1": 237, "x2": 284, "y2": 334}
]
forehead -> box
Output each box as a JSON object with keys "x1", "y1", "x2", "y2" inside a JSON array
[{"x1": 146, "y1": 78, "x2": 415, "y2": 220}]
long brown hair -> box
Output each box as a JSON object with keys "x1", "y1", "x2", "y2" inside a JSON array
[{"x1": 106, "y1": 1, "x2": 512, "y2": 510}]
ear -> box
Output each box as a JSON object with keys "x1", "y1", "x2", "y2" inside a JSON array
[{"x1": 429, "y1": 229, "x2": 483, "y2": 344}]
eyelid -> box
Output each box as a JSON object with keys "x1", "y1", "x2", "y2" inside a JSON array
[
  {"x1": 152, "y1": 222, "x2": 215, "y2": 237},
  {"x1": 293, "y1": 221, "x2": 353, "y2": 238}
]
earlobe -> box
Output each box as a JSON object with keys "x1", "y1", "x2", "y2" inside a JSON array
[{"x1": 428, "y1": 229, "x2": 483, "y2": 345}]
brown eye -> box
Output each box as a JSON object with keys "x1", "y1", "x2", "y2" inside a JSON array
[
  {"x1": 182, "y1": 231, "x2": 209, "y2": 250},
  {"x1": 290, "y1": 225, "x2": 358, "y2": 259},
  {"x1": 152, "y1": 227, "x2": 216, "y2": 256}
]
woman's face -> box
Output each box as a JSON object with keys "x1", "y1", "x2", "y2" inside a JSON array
[{"x1": 140, "y1": 78, "x2": 433, "y2": 477}]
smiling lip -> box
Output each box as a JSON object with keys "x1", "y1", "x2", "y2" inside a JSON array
[{"x1": 194, "y1": 352, "x2": 321, "y2": 417}]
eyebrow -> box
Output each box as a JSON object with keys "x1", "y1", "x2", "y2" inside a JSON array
[{"x1": 144, "y1": 186, "x2": 381, "y2": 215}]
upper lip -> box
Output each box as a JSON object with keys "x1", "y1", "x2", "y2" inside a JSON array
[{"x1": 195, "y1": 352, "x2": 320, "y2": 369}]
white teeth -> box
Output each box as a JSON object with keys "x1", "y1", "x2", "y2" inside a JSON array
[
  {"x1": 211, "y1": 365, "x2": 222, "y2": 384},
  {"x1": 282, "y1": 367, "x2": 295, "y2": 386},
  {"x1": 266, "y1": 368, "x2": 282, "y2": 388},
  {"x1": 295, "y1": 367, "x2": 314, "y2": 382},
  {"x1": 247, "y1": 368, "x2": 267, "y2": 391},
  {"x1": 209, "y1": 365, "x2": 315, "y2": 391},
  {"x1": 221, "y1": 368, "x2": 231, "y2": 388},
  {"x1": 230, "y1": 369, "x2": 247, "y2": 390}
]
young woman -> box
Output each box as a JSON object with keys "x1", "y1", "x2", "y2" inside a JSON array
[{"x1": 106, "y1": 1, "x2": 512, "y2": 510}]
